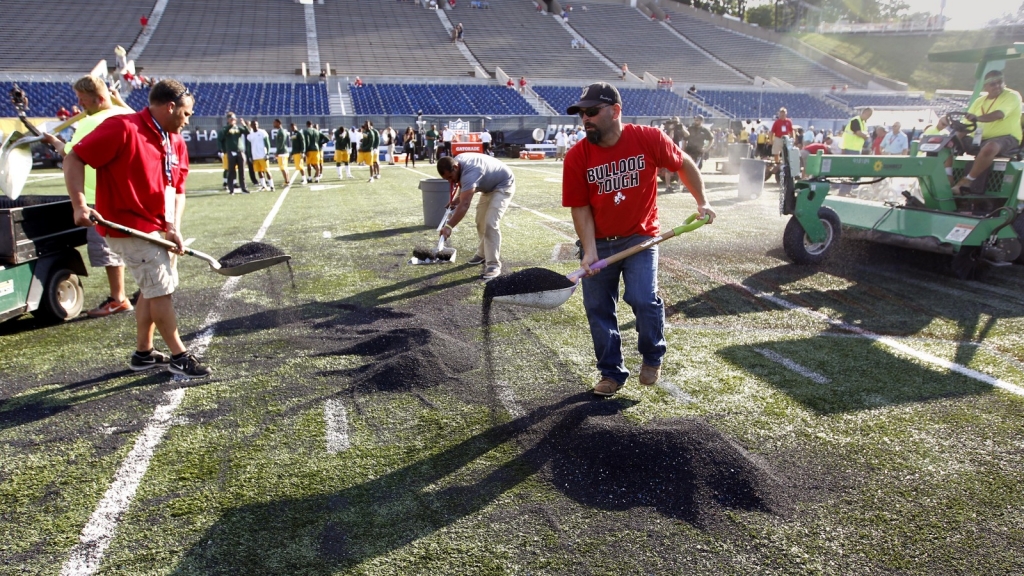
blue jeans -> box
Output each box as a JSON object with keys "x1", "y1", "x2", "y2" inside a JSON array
[{"x1": 580, "y1": 235, "x2": 666, "y2": 384}]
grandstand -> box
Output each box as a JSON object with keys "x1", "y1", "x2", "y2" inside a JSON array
[
  {"x1": 694, "y1": 89, "x2": 850, "y2": 120},
  {"x1": 350, "y1": 83, "x2": 534, "y2": 116},
  {"x1": 534, "y1": 85, "x2": 713, "y2": 118}
]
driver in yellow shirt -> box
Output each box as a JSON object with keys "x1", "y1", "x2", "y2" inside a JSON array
[{"x1": 954, "y1": 70, "x2": 1022, "y2": 192}]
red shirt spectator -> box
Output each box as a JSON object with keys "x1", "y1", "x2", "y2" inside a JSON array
[
  {"x1": 354, "y1": 76, "x2": 364, "y2": 88},
  {"x1": 506, "y1": 78, "x2": 514, "y2": 89},
  {"x1": 770, "y1": 116, "x2": 793, "y2": 139},
  {"x1": 518, "y1": 76, "x2": 527, "y2": 92},
  {"x1": 140, "y1": 15, "x2": 148, "y2": 26},
  {"x1": 73, "y1": 107, "x2": 189, "y2": 237},
  {"x1": 804, "y1": 143, "x2": 829, "y2": 155},
  {"x1": 56, "y1": 106, "x2": 71, "y2": 121}
]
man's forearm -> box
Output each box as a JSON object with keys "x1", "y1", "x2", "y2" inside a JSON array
[
  {"x1": 570, "y1": 205, "x2": 597, "y2": 257},
  {"x1": 63, "y1": 152, "x2": 88, "y2": 209}
]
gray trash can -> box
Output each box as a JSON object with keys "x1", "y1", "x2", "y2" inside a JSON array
[
  {"x1": 419, "y1": 178, "x2": 451, "y2": 228},
  {"x1": 738, "y1": 158, "x2": 766, "y2": 200},
  {"x1": 725, "y1": 143, "x2": 747, "y2": 175}
]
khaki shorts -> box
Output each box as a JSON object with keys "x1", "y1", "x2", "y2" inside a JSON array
[
  {"x1": 253, "y1": 158, "x2": 269, "y2": 172},
  {"x1": 771, "y1": 137, "x2": 785, "y2": 155},
  {"x1": 106, "y1": 233, "x2": 178, "y2": 299},
  {"x1": 980, "y1": 135, "x2": 1021, "y2": 156},
  {"x1": 86, "y1": 225, "x2": 123, "y2": 268}
]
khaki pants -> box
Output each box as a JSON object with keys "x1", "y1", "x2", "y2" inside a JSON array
[{"x1": 474, "y1": 185, "x2": 514, "y2": 268}]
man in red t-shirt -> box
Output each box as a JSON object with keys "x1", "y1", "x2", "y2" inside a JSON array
[
  {"x1": 562, "y1": 82, "x2": 715, "y2": 397},
  {"x1": 64, "y1": 79, "x2": 211, "y2": 379},
  {"x1": 770, "y1": 107, "x2": 793, "y2": 164}
]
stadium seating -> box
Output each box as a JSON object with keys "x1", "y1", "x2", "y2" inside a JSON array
[
  {"x1": 0, "y1": 0, "x2": 157, "y2": 73},
  {"x1": 830, "y1": 93, "x2": 932, "y2": 108},
  {"x1": 533, "y1": 86, "x2": 714, "y2": 118},
  {"x1": 663, "y1": 6, "x2": 856, "y2": 89},
  {"x1": 351, "y1": 83, "x2": 535, "y2": 116},
  {"x1": 693, "y1": 89, "x2": 850, "y2": 120},
  {"x1": 138, "y1": 0, "x2": 307, "y2": 76},
  {"x1": 567, "y1": 4, "x2": 749, "y2": 85},
  {"x1": 316, "y1": 1, "x2": 462, "y2": 77},
  {"x1": 444, "y1": 1, "x2": 616, "y2": 80}
]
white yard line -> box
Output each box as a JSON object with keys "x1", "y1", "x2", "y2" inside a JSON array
[
  {"x1": 752, "y1": 348, "x2": 831, "y2": 384},
  {"x1": 324, "y1": 399, "x2": 351, "y2": 453},
  {"x1": 688, "y1": 265, "x2": 1024, "y2": 398},
  {"x1": 658, "y1": 381, "x2": 696, "y2": 404},
  {"x1": 61, "y1": 169, "x2": 300, "y2": 576},
  {"x1": 494, "y1": 381, "x2": 524, "y2": 418}
]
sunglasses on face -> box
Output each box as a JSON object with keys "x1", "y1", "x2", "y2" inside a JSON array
[{"x1": 578, "y1": 104, "x2": 609, "y2": 118}]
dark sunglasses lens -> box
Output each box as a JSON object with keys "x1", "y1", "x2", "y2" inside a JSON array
[{"x1": 579, "y1": 106, "x2": 601, "y2": 117}]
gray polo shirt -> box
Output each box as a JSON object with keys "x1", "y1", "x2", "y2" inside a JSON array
[{"x1": 457, "y1": 153, "x2": 515, "y2": 193}]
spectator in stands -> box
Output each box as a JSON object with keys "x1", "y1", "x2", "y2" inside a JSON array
[
  {"x1": 353, "y1": 76, "x2": 364, "y2": 88},
  {"x1": 426, "y1": 124, "x2": 439, "y2": 164},
  {"x1": 319, "y1": 69, "x2": 327, "y2": 81},
  {"x1": 457, "y1": 23, "x2": 464, "y2": 42},
  {"x1": 518, "y1": 76, "x2": 528, "y2": 93},
  {"x1": 562, "y1": 8, "x2": 568, "y2": 22},
  {"x1": 480, "y1": 129, "x2": 492, "y2": 155},
  {"x1": 140, "y1": 15, "x2": 148, "y2": 27},
  {"x1": 219, "y1": 113, "x2": 250, "y2": 194},
  {"x1": 437, "y1": 154, "x2": 515, "y2": 280},
  {"x1": 289, "y1": 122, "x2": 308, "y2": 184},
  {"x1": 953, "y1": 70, "x2": 1022, "y2": 193},
  {"x1": 770, "y1": 107, "x2": 793, "y2": 164},
  {"x1": 506, "y1": 78, "x2": 515, "y2": 89},
  {"x1": 247, "y1": 120, "x2": 273, "y2": 191},
  {"x1": 841, "y1": 108, "x2": 872, "y2": 155},
  {"x1": 273, "y1": 119, "x2": 291, "y2": 186},
  {"x1": 42, "y1": 75, "x2": 134, "y2": 319},
  {"x1": 620, "y1": 63, "x2": 629, "y2": 79},
  {"x1": 879, "y1": 122, "x2": 909, "y2": 155},
  {"x1": 56, "y1": 106, "x2": 71, "y2": 121},
  {"x1": 381, "y1": 126, "x2": 398, "y2": 165},
  {"x1": 685, "y1": 115, "x2": 714, "y2": 170},
  {"x1": 335, "y1": 124, "x2": 353, "y2": 178},
  {"x1": 555, "y1": 128, "x2": 568, "y2": 161},
  {"x1": 65, "y1": 79, "x2": 211, "y2": 378},
  {"x1": 562, "y1": 82, "x2": 714, "y2": 397},
  {"x1": 571, "y1": 38, "x2": 579, "y2": 49},
  {"x1": 449, "y1": 0, "x2": 456, "y2": 8}
]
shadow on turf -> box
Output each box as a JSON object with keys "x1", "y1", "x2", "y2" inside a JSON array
[
  {"x1": 334, "y1": 225, "x2": 432, "y2": 242},
  {"x1": 170, "y1": 392, "x2": 785, "y2": 573}
]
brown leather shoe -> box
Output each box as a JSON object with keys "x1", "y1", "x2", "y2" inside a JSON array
[
  {"x1": 639, "y1": 363, "x2": 661, "y2": 386},
  {"x1": 592, "y1": 377, "x2": 623, "y2": 397}
]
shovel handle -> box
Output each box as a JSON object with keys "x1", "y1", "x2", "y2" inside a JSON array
[
  {"x1": 90, "y1": 215, "x2": 221, "y2": 269},
  {"x1": 566, "y1": 213, "x2": 709, "y2": 282}
]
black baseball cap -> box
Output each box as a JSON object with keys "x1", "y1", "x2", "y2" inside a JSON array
[{"x1": 566, "y1": 82, "x2": 621, "y2": 115}]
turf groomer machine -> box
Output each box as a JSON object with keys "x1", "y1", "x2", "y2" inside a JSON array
[{"x1": 780, "y1": 43, "x2": 1024, "y2": 279}]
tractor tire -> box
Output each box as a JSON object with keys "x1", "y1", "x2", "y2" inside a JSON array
[
  {"x1": 34, "y1": 268, "x2": 84, "y2": 322},
  {"x1": 783, "y1": 206, "x2": 842, "y2": 265},
  {"x1": 950, "y1": 248, "x2": 990, "y2": 281},
  {"x1": 1012, "y1": 212, "x2": 1024, "y2": 264}
]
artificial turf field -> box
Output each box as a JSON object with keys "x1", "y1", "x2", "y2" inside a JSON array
[{"x1": 2, "y1": 158, "x2": 1024, "y2": 575}]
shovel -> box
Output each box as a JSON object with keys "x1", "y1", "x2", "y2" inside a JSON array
[
  {"x1": 91, "y1": 215, "x2": 291, "y2": 276},
  {"x1": 0, "y1": 111, "x2": 88, "y2": 199},
  {"x1": 492, "y1": 213, "x2": 709, "y2": 309}
]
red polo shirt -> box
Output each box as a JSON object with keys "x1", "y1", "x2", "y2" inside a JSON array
[
  {"x1": 562, "y1": 124, "x2": 682, "y2": 238},
  {"x1": 73, "y1": 107, "x2": 188, "y2": 237},
  {"x1": 771, "y1": 118, "x2": 793, "y2": 138}
]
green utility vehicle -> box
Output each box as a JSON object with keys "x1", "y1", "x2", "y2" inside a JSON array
[
  {"x1": 0, "y1": 196, "x2": 88, "y2": 323},
  {"x1": 780, "y1": 43, "x2": 1024, "y2": 279}
]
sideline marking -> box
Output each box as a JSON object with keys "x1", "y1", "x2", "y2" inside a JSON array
[
  {"x1": 658, "y1": 381, "x2": 696, "y2": 404},
  {"x1": 325, "y1": 399, "x2": 351, "y2": 453},
  {"x1": 753, "y1": 348, "x2": 831, "y2": 384},
  {"x1": 495, "y1": 381, "x2": 523, "y2": 418},
  {"x1": 688, "y1": 265, "x2": 1024, "y2": 397},
  {"x1": 61, "y1": 169, "x2": 301, "y2": 576}
]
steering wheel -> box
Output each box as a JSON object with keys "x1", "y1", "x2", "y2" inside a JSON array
[{"x1": 947, "y1": 111, "x2": 977, "y2": 134}]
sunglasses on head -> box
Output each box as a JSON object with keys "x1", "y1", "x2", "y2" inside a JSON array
[
  {"x1": 578, "y1": 104, "x2": 609, "y2": 118},
  {"x1": 172, "y1": 86, "x2": 194, "y2": 104}
]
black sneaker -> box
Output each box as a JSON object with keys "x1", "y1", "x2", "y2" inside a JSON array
[
  {"x1": 168, "y1": 352, "x2": 213, "y2": 379},
  {"x1": 130, "y1": 349, "x2": 172, "y2": 371}
]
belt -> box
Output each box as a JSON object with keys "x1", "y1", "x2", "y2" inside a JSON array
[{"x1": 597, "y1": 236, "x2": 622, "y2": 242}]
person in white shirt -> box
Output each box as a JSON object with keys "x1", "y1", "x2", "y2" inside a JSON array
[
  {"x1": 814, "y1": 129, "x2": 823, "y2": 144},
  {"x1": 829, "y1": 133, "x2": 843, "y2": 155},
  {"x1": 382, "y1": 126, "x2": 398, "y2": 164},
  {"x1": 554, "y1": 129, "x2": 568, "y2": 160},
  {"x1": 442, "y1": 127, "x2": 454, "y2": 158},
  {"x1": 247, "y1": 120, "x2": 273, "y2": 191},
  {"x1": 879, "y1": 122, "x2": 909, "y2": 155},
  {"x1": 479, "y1": 130, "x2": 492, "y2": 155}
]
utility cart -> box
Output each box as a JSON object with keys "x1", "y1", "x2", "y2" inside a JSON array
[
  {"x1": 780, "y1": 43, "x2": 1024, "y2": 279},
  {"x1": 0, "y1": 195, "x2": 88, "y2": 323}
]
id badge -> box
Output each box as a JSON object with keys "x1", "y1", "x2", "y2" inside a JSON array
[{"x1": 164, "y1": 185, "x2": 176, "y2": 226}]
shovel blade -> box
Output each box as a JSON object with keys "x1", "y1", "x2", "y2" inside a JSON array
[
  {"x1": 213, "y1": 254, "x2": 291, "y2": 276},
  {"x1": 491, "y1": 284, "x2": 579, "y2": 309},
  {"x1": 0, "y1": 142, "x2": 34, "y2": 200}
]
